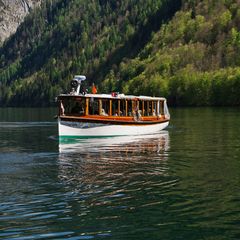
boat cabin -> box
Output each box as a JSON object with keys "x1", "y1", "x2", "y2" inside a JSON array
[{"x1": 58, "y1": 93, "x2": 169, "y2": 121}]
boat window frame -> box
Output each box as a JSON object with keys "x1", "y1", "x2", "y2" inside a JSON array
[
  {"x1": 88, "y1": 97, "x2": 100, "y2": 115},
  {"x1": 59, "y1": 96, "x2": 85, "y2": 116},
  {"x1": 58, "y1": 95, "x2": 167, "y2": 118}
]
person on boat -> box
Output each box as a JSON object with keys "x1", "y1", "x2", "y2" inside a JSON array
[
  {"x1": 91, "y1": 83, "x2": 97, "y2": 94},
  {"x1": 133, "y1": 105, "x2": 139, "y2": 121},
  {"x1": 71, "y1": 102, "x2": 82, "y2": 114},
  {"x1": 81, "y1": 82, "x2": 88, "y2": 95},
  {"x1": 60, "y1": 101, "x2": 65, "y2": 115},
  {"x1": 137, "y1": 110, "x2": 142, "y2": 119},
  {"x1": 100, "y1": 108, "x2": 108, "y2": 116}
]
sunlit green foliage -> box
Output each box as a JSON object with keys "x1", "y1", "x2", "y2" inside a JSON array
[
  {"x1": 1, "y1": 0, "x2": 240, "y2": 106},
  {"x1": 101, "y1": 0, "x2": 240, "y2": 106}
]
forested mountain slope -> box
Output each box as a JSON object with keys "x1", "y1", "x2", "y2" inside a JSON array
[
  {"x1": 103, "y1": 0, "x2": 240, "y2": 106},
  {"x1": 0, "y1": 0, "x2": 240, "y2": 106}
]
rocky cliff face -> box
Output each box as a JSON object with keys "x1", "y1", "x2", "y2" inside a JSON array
[{"x1": 0, "y1": 0, "x2": 42, "y2": 44}]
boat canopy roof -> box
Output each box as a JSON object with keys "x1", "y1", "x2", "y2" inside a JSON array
[{"x1": 59, "y1": 93, "x2": 167, "y2": 101}]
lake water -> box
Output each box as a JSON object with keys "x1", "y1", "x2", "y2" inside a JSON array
[{"x1": 0, "y1": 107, "x2": 239, "y2": 240}]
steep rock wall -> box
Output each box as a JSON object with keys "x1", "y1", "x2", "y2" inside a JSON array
[{"x1": 0, "y1": 0, "x2": 41, "y2": 44}]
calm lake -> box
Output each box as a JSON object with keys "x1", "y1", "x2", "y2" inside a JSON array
[{"x1": 0, "y1": 107, "x2": 239, "y2": 240}]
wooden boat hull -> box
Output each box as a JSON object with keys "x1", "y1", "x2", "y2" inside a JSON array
[{"x1": 58, "y1": 118, "x2": 169, "y2": 137}]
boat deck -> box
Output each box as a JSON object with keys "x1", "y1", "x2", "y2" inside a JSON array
[{"x1": 60, "y1": 115, "x2": 169, "y2": 125}]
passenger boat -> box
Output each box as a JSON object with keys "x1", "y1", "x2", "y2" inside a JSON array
[{"x1": 57, "y1": 75, "x2": 170, "y2": 138}]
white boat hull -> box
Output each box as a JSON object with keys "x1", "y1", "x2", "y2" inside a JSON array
[{"x1": 58, "y1": 119, "x2": 169, "y2": 137}]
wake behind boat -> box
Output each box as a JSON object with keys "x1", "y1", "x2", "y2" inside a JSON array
[{"x1": 57, "y1": 75, "x2": 170, "y2": 137}]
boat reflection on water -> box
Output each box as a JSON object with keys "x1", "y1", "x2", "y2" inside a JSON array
[
  {"x1": 58, "y1": 131, "x2": 169, "y2": 154},
  {"x1": 58, "y1": 131, "x2": 170, "y2": 193}
]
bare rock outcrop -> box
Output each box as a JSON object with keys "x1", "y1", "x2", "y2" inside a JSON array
[{"x1": 0, "y1": 0, "x2": 42, "y2": 44}]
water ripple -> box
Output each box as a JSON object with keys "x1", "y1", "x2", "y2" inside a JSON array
[
  {"x1": 1, "y1": 108, "x2": 240, "y2": 239},
  {"x1": 0, "y1": 122, "x2": 56, "y2": 128}
]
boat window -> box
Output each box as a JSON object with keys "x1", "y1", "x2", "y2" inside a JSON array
[
  {"x1": 120, "y1": 100, "x2": 126, "y2": 116},
  {"x1": 71, "y1": 99, "x2": 85, "y2": 115},
  {"x1": 141, "y1": 100, "x2": 157, "y2": 116},
  {"x1": 59, "y1": 98, "x2": 70, "y2": 115},
  {"x1": 144, "y1": 101, "x2": 150, "y2": 116},
  {"x1": 112, "y1": 99, "x2": 118, "y2": 116},
  {"x1": 139, "y1": 100, "x2": 144, "y2": 116},
  {"x1": 89, "y1": 97, "x2": 99, "y2": 115},
  {"x1": 152, "y1": 101, "x2": 157, "y2": 116},
  {"x1": 60, "y1": 98, "x2": 85, "y2": 115},
  {"x1": 160, "y1": 101, "x2": 164, "y2": 115},
  {"x1": 128, "y1": 100, "x2": 133, "y2": 116},
  {"x1": 99, "y1": 99, "x2": 109, "y2": 116},
  {"x1": 123, "y1": 100, "x2": 127, "y2": 115},
  {"x1": 164, "y1": 100, "x2": 170, "y2": 118}
]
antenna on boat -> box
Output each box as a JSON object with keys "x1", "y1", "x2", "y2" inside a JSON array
[{"x1": 70, "y1": 75, "x2": 86, "y2": 95}]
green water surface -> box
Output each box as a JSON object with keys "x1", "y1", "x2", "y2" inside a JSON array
[{"x1": 0, "y1": 107, "x2": 239, "y2": 239}]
